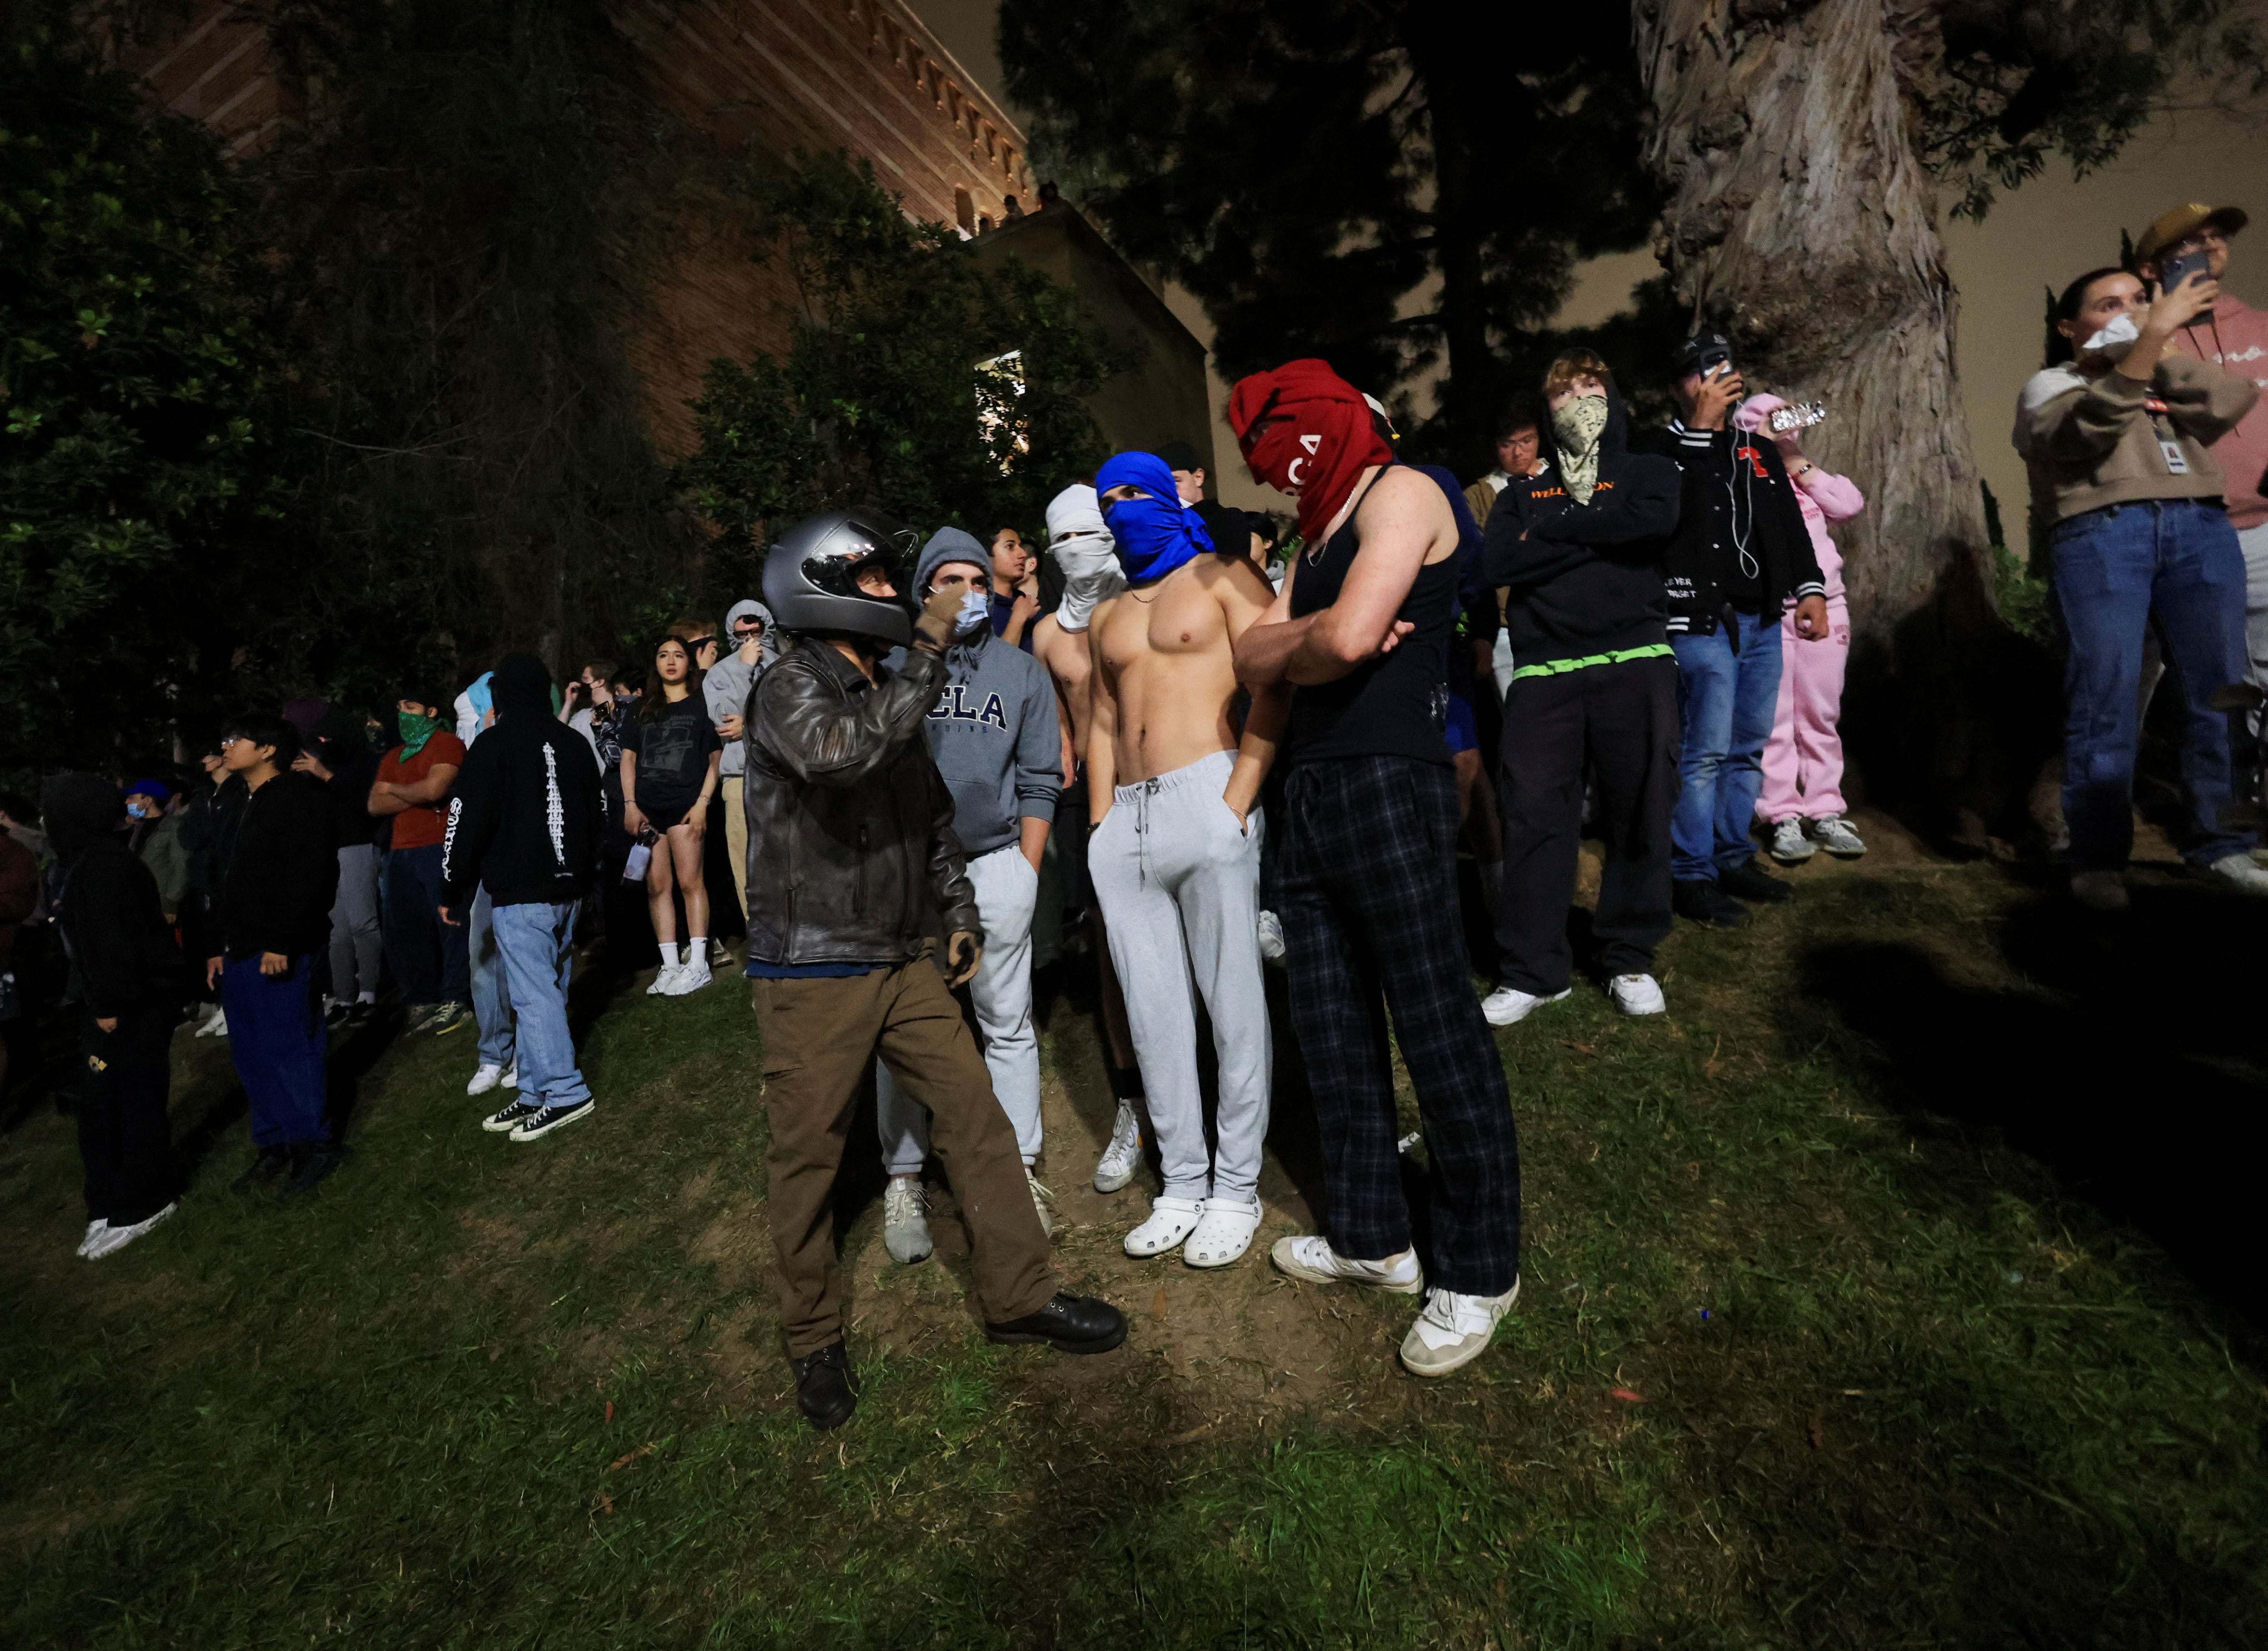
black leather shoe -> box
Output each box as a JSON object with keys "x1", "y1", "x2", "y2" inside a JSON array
[
  {"x1": 1720, "y1": 858, "x2": 1793, "y2": 902},
  {"x1": 229, "y1": 1145, "x2": 291, "y2": 1194},
  {"x1": 793, "y1": 1342, "x2": 858, "y2": 1431},
  {"x1": 279, "y1": 1141, "x2": 350, "y2": 1198},
  {"x1": 986, "y1": 1293, "x2": 1128, "y2": 1355},
  {"x1": 1672, "y1": 878, "x2": 1749, "y2": 928}
]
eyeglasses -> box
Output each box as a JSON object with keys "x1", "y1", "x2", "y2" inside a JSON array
[
  {"x1": 733, "y1": 622, "x2": 765, "y2": 637},
  {"x1": 218, "y1": 735, "x2": 246, "y2": 748}
]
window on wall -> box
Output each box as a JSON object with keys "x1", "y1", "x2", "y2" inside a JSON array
[{"x1": 953, "y1": 186, "x2": 974, "y2": 238}]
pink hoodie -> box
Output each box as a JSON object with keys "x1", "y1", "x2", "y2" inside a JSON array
[{"x1": 1735, "y1": 396, "x2": 1864, "y2": 604}]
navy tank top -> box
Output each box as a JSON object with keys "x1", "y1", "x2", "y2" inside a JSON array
[{"x1": 1284, "y1": 467, "x2": 1457, "y2": 767}]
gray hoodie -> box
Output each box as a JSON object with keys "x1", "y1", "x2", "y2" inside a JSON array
[
  {"x1": 706, "y1": 598, "x2": 775, "y2": 779},
  {"x1": 885, "y1": 528, "x2": 1061, "y2": 857}
]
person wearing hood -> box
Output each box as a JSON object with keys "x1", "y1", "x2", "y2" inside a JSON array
[
  {"x1": 440, "y1": 654, "x2": 607, "y2": 1142},
  {"x1": 371, "y1": 687, "x2": 470, "y2": 1032},
  {"x1": 42, "y1": 773, "x2": 185, "y2": 1259},
  {"x1": 295, "y1": 708, "x2": 383, "y2": 1023},
  {"x1": 1228, "y1": 358, "x2": 1524, "y2": 1379},
  {"x1": 1635, "y1": 332, "x2": 1828, "y2": 928},
  {"x1": 871, "y1": 528, "x2": 1064, "y2": 1262},
  {"x1": 207, "y1": 714, "x2": 343, "y2": 1198},
  {"x1": 1086, "y1": 449, "x2": 1287, "y2": 1269},
  {"x1": 707, "y1": 598, "x2": 774, "y2": 936},
  {"x1": 123, "y1": 780, "x2": 188, "y2": 924},
  {"x1": 1480, "y1": 353, "x2": 1683, "y2": 1028},
  {"x1": 2015, "y1": 264, "x2": 2264, "y2": 908}
]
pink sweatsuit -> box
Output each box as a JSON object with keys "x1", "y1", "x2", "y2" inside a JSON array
[{"x1": 1758, "y1": 466, "x2": 1864, "y2": 822}]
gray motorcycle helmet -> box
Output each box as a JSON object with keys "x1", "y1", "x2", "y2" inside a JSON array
[{"x1": 762, "y1": 510, "x2": 919, "y2": 648}]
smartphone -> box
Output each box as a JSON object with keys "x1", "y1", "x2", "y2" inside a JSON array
[{"x1": 2160, "y1": 248, "x2": 2214, "y2": 314}]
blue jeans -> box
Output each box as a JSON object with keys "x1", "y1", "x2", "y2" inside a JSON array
[
  {"x1": 220, "y1": 955, "x2": 328, "y2": 1146},
  {"x1": 382, "y1": 843, "x2": 470, "y2": 1006},
  {"x1": 1671, "y1": 610, "x2": 1784, "y2": 881},
  {"x1": 2053, "y1": 498, "x2": 2256, "y2": 870},
  {"x1": 469, "y1": 887, "x2": 515, "y2": 1068},
  {"x1": 490, "y1": 901, "x2": 589, "y2": 1109}
]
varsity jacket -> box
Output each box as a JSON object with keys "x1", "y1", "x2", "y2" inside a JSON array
[
  {"x1": 1634, "y1": 418, "x2": 1824, "y2": 636},
  {"x1": 440, "y1": 710, "x2": 606, "y2": 909}
]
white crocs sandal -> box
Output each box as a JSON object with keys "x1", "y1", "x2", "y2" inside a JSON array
[
  {"x1": 1183, "y1": 1198, "x2": 1262, "y2": 1269},
  {"x1": 1124, "y1": 1195, "x2": 1206, "y2": 1258}
]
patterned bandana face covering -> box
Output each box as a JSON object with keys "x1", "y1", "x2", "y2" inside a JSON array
[
  {"x1": 1095, "y1": 451, "x2": 1214, "y2": 583},
  {"x1": 397, "y1": 710, "x2": 443, "y2": 758},
  {"x1": 1551, "y1": 395, "x2": 1611, "y2": 506}
]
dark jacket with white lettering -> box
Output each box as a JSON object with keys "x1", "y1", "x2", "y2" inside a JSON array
[
  {"x1": 1633, "y1": 417, "x2": 1824, "y2": 636},
  {"x1": 882, "y1": 627, "x2": 1061, "y2": 859},
  {"x1": 440, "y1": 706, "x2": 606, "y2": 909},
  {"x1": 1481, "y1": 386, "x2": 1681, "y2": 665}
]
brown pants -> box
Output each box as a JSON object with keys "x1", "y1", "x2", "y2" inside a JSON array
[
  {"x1": 723, "y1": 784, "x2": 750, "y2": 915},
  {"x1": 752, "y1": 958, "x2": 1057, "y2": 1358}
]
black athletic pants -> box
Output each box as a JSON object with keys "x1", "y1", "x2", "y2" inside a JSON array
[
  {"x1": 1493, "y1": 657, "x2": 1678, "y2": 994},
  {"x1": 77, "y1": 1002, "x2": 177, "y2": 1225}
]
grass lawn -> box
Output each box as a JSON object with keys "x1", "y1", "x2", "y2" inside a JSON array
[{"x1": 5, "y1": 826, "x2": 2267, "y2": 1648}]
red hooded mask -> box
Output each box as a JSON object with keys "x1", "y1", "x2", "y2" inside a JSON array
[{"x1": 1226, "y1": 360, "x2": 1393, "y2": 544}]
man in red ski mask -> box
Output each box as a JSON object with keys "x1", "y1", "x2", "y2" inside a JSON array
[{"x1": 1227, "y1": 359, "x2": 1526, "y2": 1381}]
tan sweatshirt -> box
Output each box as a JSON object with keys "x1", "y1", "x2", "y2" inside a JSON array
[{"x1": 2014, "y1": 353, "x2": 2259, "y2": 523}]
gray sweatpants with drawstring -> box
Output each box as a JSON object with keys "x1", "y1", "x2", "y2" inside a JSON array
[{"x1": 1088, "y1": 749, "x2": 1271, "y2": 1205}]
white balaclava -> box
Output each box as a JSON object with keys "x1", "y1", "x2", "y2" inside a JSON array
[{"x1": 1046, "y1": 483, "x2": 1123, "y2": 632}]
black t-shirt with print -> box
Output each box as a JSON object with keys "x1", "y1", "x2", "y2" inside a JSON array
[{"x1": 620, "y1": 695, "x2": 721, "y2": 813}]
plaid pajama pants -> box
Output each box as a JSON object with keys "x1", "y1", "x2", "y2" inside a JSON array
[{"x1": 1276, "y1": 754, "x2": 1522, "y2": 1297}]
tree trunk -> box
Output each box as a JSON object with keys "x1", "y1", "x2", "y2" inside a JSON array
[
  {"x1": 1407, "y1": 22, "x2": 1490, "y2": 446},
  {"x1": 1634, "y1": 0, "x2": 1986, "y2": 636}
]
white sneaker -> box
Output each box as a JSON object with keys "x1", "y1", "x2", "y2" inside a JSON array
[
  {"x1": 85, "y1": 1201, "x2": 178, "y2": 1260},
  {"x1": 1481, "y1": 984, "x2": 1569, "y2": 1027},
  {"x1": 664, "y1": 959, "x2": 712, "y2": 995},
  {"x1": 193, "y1": 1007, "x2": 228, "y2": 1039},
  {"x1": 1768, "y1": 816, "x2": 1815, "y2": 862},
  {"x1": 1094, "y1": 1100, "x2": 1143, "y2": 1193},
  {"x1": 1609, "y1": 973, "x2": 1666, "y2": 1016},
  {"x1": 645, "y1": 962, "x2": 681, "y2": 996},
  {"x1": 502, "y1": 1064, "x2": 518, "y2": 1089},
  {"x1": 1269, "y1": 1234, "x2": 1424, "y2": 1294},
  {"x1": 883, "y1": 1176, "x2": 933, "y2": 1264},
  {"x1": 1807, "y1": 814, "x2": 1867, "y2": 857},
  {"x1": 76, "y1": 1219, "x2": 106, "y2": 1259},
  {"x1": 1399, "y1": 1279, "x2": 1521, "y2": 1377},
  {"x1": 1184, "y1": 1197, "x2": 1262, "y2": 1268},
  {"x1": 467, "y1": 1063, "x2": 506, "y2": 1097},
  {"x1": 2209, "y1": 852, "x2": 2268, "y2": 896},
  {"x1": 2071, "y1": 869, "x2": 2128, "y2": 911},
  {"x1": 1124, "y1": 1195, "x2": 1205, "y2": 1258},
  {"x1": 1256, "y1": 909, "x2": 1286, "y2": 963},
  {"x1": 1026, "y1": 1167, "x2": 1056, "y2": 1238}
]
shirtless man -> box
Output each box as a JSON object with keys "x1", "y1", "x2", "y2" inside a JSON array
[
  {"x1": 1085, "y1": 450, "x2": 1288, "y2": 1268},
  {"x1": 1229, "y1": 358, "x2": 1524, "y2": 1380}
]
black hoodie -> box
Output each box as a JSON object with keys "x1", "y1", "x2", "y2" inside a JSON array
[
  {"x1": 210, "y1": 769, "x2": 337, "y2": 960},
  {"x1": 41, "y1": 774, "x2": 182, "y2": 1018},
  {"x1": 440, "y1": 654, "x2": 606, "y2": 909},
  {"x1": 1480, "y1": 385, "x2": 1682, "y2": 665}
]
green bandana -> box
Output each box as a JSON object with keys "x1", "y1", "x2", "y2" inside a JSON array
[{"x1": 397, "y1": 710, "x2": 443, "y2": 759}]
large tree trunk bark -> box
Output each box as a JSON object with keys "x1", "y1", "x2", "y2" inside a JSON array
[{"x1": 1634, "y1": 0, "x2": 1985, "y2": 636}]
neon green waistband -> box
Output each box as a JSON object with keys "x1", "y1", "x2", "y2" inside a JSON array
[{"x1": 1510, "y1": 643, "x2": 1672, "y2": 681}]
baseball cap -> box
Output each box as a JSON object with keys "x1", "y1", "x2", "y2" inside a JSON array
[
  {"x1": 1672, "y1": 330, "x2": 1734, "y2": 375},
  {"x1": 2136, "y1": 201, "x2": 2248, "y2": 267}
]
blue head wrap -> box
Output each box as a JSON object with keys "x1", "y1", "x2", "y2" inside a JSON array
[{"x1": 1095, "y1": 451, "x2": 1214, "y2": 583}]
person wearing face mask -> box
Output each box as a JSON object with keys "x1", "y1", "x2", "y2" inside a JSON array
[
  {"x1": 1085, "y1": 450, "x2": 1288, "y2": 1268},
  {"x1": 2015, "y1": 263, "x2": 2264, "y2": 907},
  {"x1": 1479, "y1": 352, "x2": 1684, "y2": 1026},
  {"x1": 872, "y1": 528, "x2": 1064, "y2": 1263},
  {"x1": 1028, "y1": 482, "x2": 1149, "y2": 1190}
]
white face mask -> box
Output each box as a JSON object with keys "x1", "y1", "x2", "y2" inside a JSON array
[
  {"x1": 2081, "y1": 312, "x2": 2141, "y2": 357},
  {"x1": 953, "y1": 588, "x2": 990, "y2": 637},
  {"x1": 1050, "y1": 532, "x2": 1124, "y2": 632}
]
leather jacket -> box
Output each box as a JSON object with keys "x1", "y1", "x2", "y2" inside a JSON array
[{"x1": 742, "y1": 636, "x2": 980, "y2": 966}]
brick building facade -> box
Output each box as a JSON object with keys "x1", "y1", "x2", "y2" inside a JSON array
[{"x1": 112, "y1": 0, "x2": 1211, "y2": 471}]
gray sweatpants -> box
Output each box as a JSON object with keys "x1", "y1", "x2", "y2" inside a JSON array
[
  {"x1": 328, "y1": 844, "x2": 381, "y2": 1001},
  {"x1": 1089, "y1": 749, "x2": 1270, "y2": 1204}
]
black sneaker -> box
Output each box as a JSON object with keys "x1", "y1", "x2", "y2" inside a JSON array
[
  {"x1": 346, "y1": 1001, "x2": 376, "y2": 1028},
  {"x1": 279, "y1": 1141, "x2": 349, "y2": 1198},
  {"x1": 985, "y1": 1293, "x2": 1128, "y2": 1355},
  {"x1": 1720, "y1": 858, "x2": 1793, "y2": 903},
  {"x1": 792, "y1": 1342, "x2": 858, "y2": 1431},
  {"x1": 1672, "y1": 878, "x2": 1750, "y2": 929},
  {"x1": 481, "y1": 1098, "x2": 542, "y2": 1134},
  {"x1": 230, "y1": 1145, "x2": 292, "y2": 1194},
  {"x1": 430, "y1": 1000, "x2": 472, "y2": 1035},
  {"x1": 508, "y1": 1098, "x2": 594, "y2": 1142},
  {"x1": 324, "y1": 1001, "x2": 352, "y2": 1029}
]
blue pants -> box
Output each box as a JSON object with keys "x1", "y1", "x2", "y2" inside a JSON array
[
  {"x1": 1671, "y1": 609, "x2": 1784, "y2": 882},
  {"x1": 491, "y1": 901, "x2": 589, "y2": 1109},
  {"x1": 220, "y1": 955, "x2": 328, "y2": 1146},
  {"x1": 2053, "y1": 498, "x2": 2256, "y2": 870},
  {"x1": 469, "y1": 887, "x2": 516, "y2": 1068},
  {"x1": 382, "y1": 843, "x2": 470, "y2": 1006}
]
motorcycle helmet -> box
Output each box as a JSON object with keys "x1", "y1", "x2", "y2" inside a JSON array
[{"x1": 762, "y1": 510, "x2": 919, "y2": 648}]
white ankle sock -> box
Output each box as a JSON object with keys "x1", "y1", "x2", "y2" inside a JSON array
[
  {"x1": 657, "y1": 943, "x2": 678, "y2": 969},
  {"x1": 689, "y1": 936, "x2": 708, "y2": 965}
]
